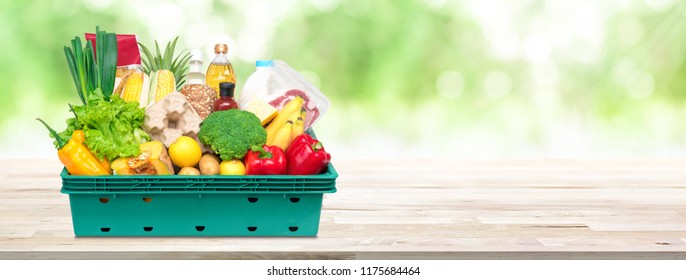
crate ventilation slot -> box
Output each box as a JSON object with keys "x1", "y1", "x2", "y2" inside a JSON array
[
  {"x1": 142, "y1": 197, "x2": 153, "y2": 203},
  {"x1": 247, "y1": 197, "x2": 258, "y2": 203},
  {"x1": 143, "y1": 226, "x2": 153, "y2": 232},
  {"x1": 247, "y1": 226, "x2": 257, "y2": 232},
  {"x1": 195, "y1": 226, "x2": 205, "y2": 232},
  {"x1": 99, "y1": 198, "x2": 109, "y2": 204},
  {"x1": 289, "y1": 197, "x2": 300, "y2": 203},
  {"x1": 289, "y1": 226, "x2": 298, "y2": 232},
  {"x1": 100, "y1": 227, "x2": 110, "y2": 232}
]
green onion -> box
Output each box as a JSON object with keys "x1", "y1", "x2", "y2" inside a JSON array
[{"x1": 63, "y1": 26, "x2": 118, "y2": 104}]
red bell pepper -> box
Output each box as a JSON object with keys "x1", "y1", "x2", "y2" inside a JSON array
[
  {"x1": 286, "y1": 134, "x2": 331, "y2": 175},
  {"x1": 244, "y1": 145, "x2": 287, "y2": 175}
]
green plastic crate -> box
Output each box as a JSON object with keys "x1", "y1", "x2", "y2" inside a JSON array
[{"x1": 60, "y1": 129, "x2": 337, "y2": 237}]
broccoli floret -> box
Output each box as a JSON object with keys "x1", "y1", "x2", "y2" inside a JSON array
[{"x1": 198, "y1": 109, "x2": 267, "y2": 160}]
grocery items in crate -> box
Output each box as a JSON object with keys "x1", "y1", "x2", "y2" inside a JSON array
[
  {"x1": 139, "y1": 37, "x2": 192, "y2": 107},
  {"x1": 111, "y1": 141, "x2": 174, "y2": 175},
  {"x1": 42, "y1": 27, "x2": 333, "y2": 177},
  {"x1": 244, "y1": 145, "x2": 287, "y2": 175},
  {"x1": 214, "y1": 82, "x2": 238, "y2": 111},
  {"x1": 206, "y1": 43, "x2": 236, "y2": 97},
  {"x1": 238, "y1": 60, "x2": 329, "y2": 130},
  {"x1": 143, "y1": 92, "x2": 204, "y2": 150},
  {"x1": 197, "y1": 109, "x2": 267, "y2": 161},
  {"x1": 286, "y1": 134, "x2": 331, "y2": 175},
  {"x1": 37, "y1": 121, "x2": 111, "y2": 176}
]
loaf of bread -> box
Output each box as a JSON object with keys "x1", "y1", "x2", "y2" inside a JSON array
[{"x1": 179, "y1": 84, "x2": 217, "y2": 119}]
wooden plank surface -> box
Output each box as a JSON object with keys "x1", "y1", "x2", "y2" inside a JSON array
[{"x1": 1, "y1": 159, "x2": 686, "y2": 259}]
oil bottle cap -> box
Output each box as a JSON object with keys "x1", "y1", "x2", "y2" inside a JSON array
[
  {"x1": 256, "y1": 60, "x2": 274, "y2": 67},
  {"x1": 214, "y1": 44, "x2": 228, "y2": 54},
  {"x1": 219, "y1": 82, "x2": 235, "y2": 97}
]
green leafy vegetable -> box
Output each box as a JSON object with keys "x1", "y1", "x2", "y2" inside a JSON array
[{"x1": 69, "y1": 95, "x2": 150, "y2": 160}]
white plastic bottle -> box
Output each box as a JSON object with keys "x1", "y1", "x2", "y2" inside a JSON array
[
  {"x1": 186, "y1": 49, "x2": 205, "y2": 85},
  {"x1": 238, "y1": 60, "x2": 274, "y2": 109}
]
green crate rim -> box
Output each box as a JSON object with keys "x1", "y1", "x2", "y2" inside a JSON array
[{"x1": 61, "y1": 162, "x2": 338, "y2": 194}]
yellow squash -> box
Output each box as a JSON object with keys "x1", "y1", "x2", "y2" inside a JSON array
[{"x1": 112, "y1": 141, "x2": 175, "y2": 175}]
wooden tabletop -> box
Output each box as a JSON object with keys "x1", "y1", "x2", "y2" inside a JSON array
[{"x1": 2, "y1": 159, "x2": 686, "y2": 259}]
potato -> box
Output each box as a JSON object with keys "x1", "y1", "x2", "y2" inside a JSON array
[
  {"x1": 178, "y1": 167, "x2": 201, "y2": 175},
  {"x1": 199, "y1": 154, "x2": 220, "y2": 175}
]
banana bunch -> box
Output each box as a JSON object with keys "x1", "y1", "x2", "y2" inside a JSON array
[{"x1": 266, "y1": 97, "x2": 306, "y2": 151}]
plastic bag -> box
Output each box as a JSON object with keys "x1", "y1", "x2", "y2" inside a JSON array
[{"x1": 238, "y1": 60, "x2": 330, "y2": 130}]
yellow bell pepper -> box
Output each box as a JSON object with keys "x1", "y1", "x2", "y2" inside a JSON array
[{"x1": 38, "y1": 118, "x2": 111, "y2": 175}]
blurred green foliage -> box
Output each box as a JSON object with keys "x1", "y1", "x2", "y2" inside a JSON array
[{"x1": 2, "y1": 0, "x2": 686, "y2": 158}]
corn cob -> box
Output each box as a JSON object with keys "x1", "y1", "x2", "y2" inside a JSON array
[
  {"x1": 121, "y1": 71, "x2": 144, "y2": 102},
  {"x1": 152, "y1": 69, "x2": 175, "y2": 102}
]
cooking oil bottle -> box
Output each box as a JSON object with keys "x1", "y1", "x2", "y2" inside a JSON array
[{"x1": 206, "y1": 43, "x2": 236, "y2": 97}]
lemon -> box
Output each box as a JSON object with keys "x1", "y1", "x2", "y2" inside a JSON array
[
  {"x1": 220, "y1": 159, "x2": 246, "y2": 175},
  {"x1": 168, "y1": 136, "x2": 202, "y2": 168}
]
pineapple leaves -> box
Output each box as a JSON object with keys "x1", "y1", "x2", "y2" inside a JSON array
[
  {"x1": 154, "y1": 41, "x2": 162, "y2": 70},
  {"x1": 171, "y1": 51, "x2": 191, "y2": 90},
  {"x1": 138, "y1": 42, "x2": 154, "y2": 74},
  {"x1": 138, "y1": 36, "x2": 191, "y2": 90}
]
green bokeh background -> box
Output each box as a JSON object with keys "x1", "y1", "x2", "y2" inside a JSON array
[{"x1": 2, "y1": 0, "x2": 686, "y2": 159}]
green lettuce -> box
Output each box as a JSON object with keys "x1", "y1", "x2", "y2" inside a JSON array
[{"x1": 65, "y1": 95, "x2": 150, "y2": 160}]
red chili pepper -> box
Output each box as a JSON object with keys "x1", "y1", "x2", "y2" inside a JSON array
[
  {"x1": 244, "y1": 145, "x2": 287, "y2": 175},
  {"x1": 286, "y1": 134, "x2": 331, "y2": 175}
]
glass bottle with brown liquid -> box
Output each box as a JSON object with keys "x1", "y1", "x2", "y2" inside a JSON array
[{"x1": 206, "y1": 44, "x2": 236, "y2": 97}]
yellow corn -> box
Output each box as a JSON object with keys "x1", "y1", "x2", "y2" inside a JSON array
[
  {"x1": 121, "y1": 71, "x2": 144, "y2": 102},
  {"x1": 154, "y1": 70, "x2": 176, "y2": 101}
]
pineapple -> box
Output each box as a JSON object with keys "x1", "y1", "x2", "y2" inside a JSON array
[{"x1": 139, "y1": 37, "x2": 191, "y2": 107}]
